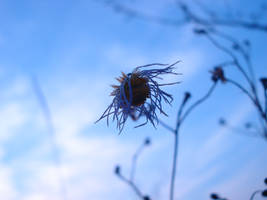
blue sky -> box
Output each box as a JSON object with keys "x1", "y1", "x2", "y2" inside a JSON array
[{"x1": 0, "y1": 0, "x2": 267, "y2": 199}]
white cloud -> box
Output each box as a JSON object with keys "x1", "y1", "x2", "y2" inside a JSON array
[
  {"x1": 0, "y1": 165, "x2": 17, "y2": 200},
  {"x1": 0, "y1": 103, "x2": 28, "y2": 142},
  {"x1": 14, "y1": 135, "x2": 137, "y2": 200},
  {"x1": 0, "y1": 75, "x2": 35, "y2": 144},
  {"x1": 1, "y1": 76, "x2": 30, "y2": 97},
  {"x1": 0, "y1": 72, "x2": 139, "y2": 199}
]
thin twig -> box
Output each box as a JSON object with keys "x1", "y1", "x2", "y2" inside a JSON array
[
  {"x1": 117, "y1": 173, "x2": 144, "y2": 199},
  {"x1": 249, "y1": 190, "x2": 262, "y2": 200},
  {"x1": 169, "y1": 93, "x2": 190, "y2": 200},
  {"x1": 205, "y1": 33, "x2": 265, "y2": 121},
  {"x1": 103, "y1": 0, "x2": 186, "y2": 26},
  {"x1": 180, "y1": 82, "x2": 217, "y2": 124},
  {"x1": 169, "y1": 126, "x2": 179, "y2": 200},
  {"x1": 224, "y1": 124, "x2": 262, "y2": 138},
  {"x1": 208, "y1": 28, "x2": 255, "y2": 83},
  {"x1": 130, "y1": 142, "x2": 146, "y2": 182},
  {"x1": 32, "y1": 77, "x2": 67, "y2": 200},
  {"x1": 115, "y1": 138, "x2": 151, "y2": 199},
  {"x1": 159, "y1": 120, "x2": 175, "y2": 133},
  {"x1": 226, "y1": 78, "x2": 256, "y2": 104},
  {"x1": 265, "y1": 89, "x2": 267, "y2": 121},
  {"x1": 205, "y1": 33, "x2": 253, "y2": 88},
  {"x1": 177, "y1": 1, "x2": 267, "y2": 32},
  {"x1": 169, "y1": 85, "x2": 215, "y2": 200},
  {"x1": 227, "y1": 78, "x2": 265, "y2": 120}
]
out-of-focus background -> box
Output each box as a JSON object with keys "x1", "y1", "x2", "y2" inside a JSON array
[{"x1": 0, "y1": 0, "x2": 266, "y2": 199}]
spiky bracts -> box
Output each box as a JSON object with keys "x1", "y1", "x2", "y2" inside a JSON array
[{"x1": 96, "y1": 61, "x2": 180, "y2": 133}]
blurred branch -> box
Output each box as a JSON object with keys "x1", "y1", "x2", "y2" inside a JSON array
[
  {"x1": 207, "y1": 28, "x2": 255, "y2": 84},
  {"x1": 31, "y1": 77, "x2": 67, "y2": 200},
  {"x1": 226, "y1": 78, "x2": 256, "y2": 106},
  {"x1": 105, "y1": 0, "x2": 267, "y2": 199},
  {"x1": 156, "y1": 82, "x2": 217, "y2": 200},
  {"x1": 203, "y1": 33, "x2": 254, "y2": 88},
  {"x1": 250, "y1": 190, "x2": 262, "y2": 200},
  {"x1": 210, "y1": 193, "x2": 228, "y2": 200},
  {"x1": 102, "y1": 0, "x2": 186, "y2": 26},
  {"x1": 199, "y1": 31, "x2": 266, "y2": 133},
  {"x1": 130, "y1": 138, "x2": 151, "y2": 182},
  {"x1": 179, "y1": 82, "x2": 217, "y2": 124},
  {"x1": 101, "y1": 0, "x2": 267, "y2": 33},
  {"x1": 176, "y1": 1, "x2": 267, "y2": 32},
  {"x1": 115, "y1": 170, "x2": 144, "y2": 199},
  {"x1": 218, "y1": 117, "x2": 263, "y2": 138},
  {"x1": 114, "y1": 138, "x2": 152, "y2": 200}
]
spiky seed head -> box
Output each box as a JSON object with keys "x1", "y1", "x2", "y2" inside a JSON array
[{"x1": 96, "y1": 61, "x2": 180, "y2": 133}]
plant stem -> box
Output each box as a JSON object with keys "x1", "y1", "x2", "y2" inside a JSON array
[
  {"x1": 170, "y1": 126, "x2": 180, "y2": 200},
  {"x1": 249, "y1": 190, "x2": 262, "y2": 200}
]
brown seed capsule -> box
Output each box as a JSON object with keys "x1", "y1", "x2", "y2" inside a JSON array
[
  {"x1": 112, "y1": 72, "x2": 150, "y2": 107},
  {"x1": 96, "y1": 62, "x2": 180, "y2": 133},
  {"x1": 123, "y1": 73, "x2": 150, "y2": 106}
]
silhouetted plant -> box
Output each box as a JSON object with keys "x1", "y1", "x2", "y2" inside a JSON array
[
  {"x1": 96, "y1": 62, "x2": 180, "y2": 133},
  {"x1": 210, "y1": 193, "x2": 227, "y2": 200},
  {"x1": 96, "y1": 0, "x2": 267, "y2": 199},
  {"x1": 100, "y1": 0, "x2": 267, "y2": 140},
  {"x1": 99, "y1": 69, "x2": 217, "y2": 199},
  {"x1": 210, "y1": 177, "x2": 267, "y2": 200},
  {"x1": 218, "y1": 117, "x2": 263, "y2": 138},
  {"x1": 113, "y1": 138, "x2": 152, "y2": 200}
]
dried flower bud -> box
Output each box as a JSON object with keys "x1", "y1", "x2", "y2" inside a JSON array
[
  {"x1": 245, "y1": 122, "x2": 252, "y2": 129},
  {"x1": 114, "y1": 165, "x2": 121, "y2": 175},
  {"x1": 143, "y1": 195, "x2": 151, "y2": 200},
  {"x1": 232, "y1": 43, "x2": 240, "y2": 50},
  {"x1": 260, "y1": 78, "x2": 267, "y2": 90},
  {"x1": 210, "y1": 67, "x2": 226, "y2": 83},
  {"x1": 262, "y1": 189, "x2": 267, "y2": 197},
  {"x1": 144, "y1": 138, "x2": 151, "y2": 146},
  {"x1": 183, "y1": 92, "x2": 191, "y2": 104},
  {"x1": 96, "y1": 62, "x2": 180, "y2": 133},
  {"x1": 219, "y1": 118, "x2": 226, "y2": 126},
  {"x1": 180, "y1": 3, "x2": 188, "y2": 11},
  {"x1": 194, "y1": 28, "x2": 207, "y2": 35},
  {"x1": 210, "y1": 193, "x2": 219, "y2": 199},
  {"x1": 244, "y1": 40, "x2": 250, "y2": 47}
]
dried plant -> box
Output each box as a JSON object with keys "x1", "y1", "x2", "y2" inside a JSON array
[
  {"x1": 96, "y1": 0, "x2": 267, "y2": 199},
  {"x1": 96, "y1": 62, "x2": 180, "y2": 133}
]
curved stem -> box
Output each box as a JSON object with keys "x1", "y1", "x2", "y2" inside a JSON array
[
  {"x1": 168, "y1": 83, "x2": 216, "y2": 200},
  {"x1": 170, "y1": 127, "x2": 180, "y2": 200},
  {"x1": 180, "y1": 82, "x2": 217, "y2": 124},
  {"x1": 32, "y1": 77, "x2": 67, "y2": 200},
  {"x1": 226, "y1": 78, "x2": 256, "y2": 103},
  {"x1": 249, "y1": 190, "x2": 262, "y2": 200},
  {"x1": 117, "y1": 173, "x2": 144, "y2": 199},
  {"x1": 130, "y1": 143, "x2": 145, "y2": 182},
  {"x1": 264, "y1": 90, "x2": 267, "y2": 121},
  {"x1": 208, "y1": 28, "x2": 256, "y2": 85},
  {"x1": 159, "y1": 120, "x2": 176, "y2": 133},
  {"x1": 205, "y1": 34, "x2": 253, "y2": 88},
  {"x1": 227, "y1": 78, "x2": 265, "y2": 121}
]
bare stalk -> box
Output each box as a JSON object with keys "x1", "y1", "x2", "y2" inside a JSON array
[
  {"x1": 169, "y1": 83, "x2": 216, "y2": 200},
  {"x1": 32, "y1": 77, "x2": 67, "y2": 200},
  {"x1": 249, "y1": 190, "x2": 262, "y2": 200}
]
